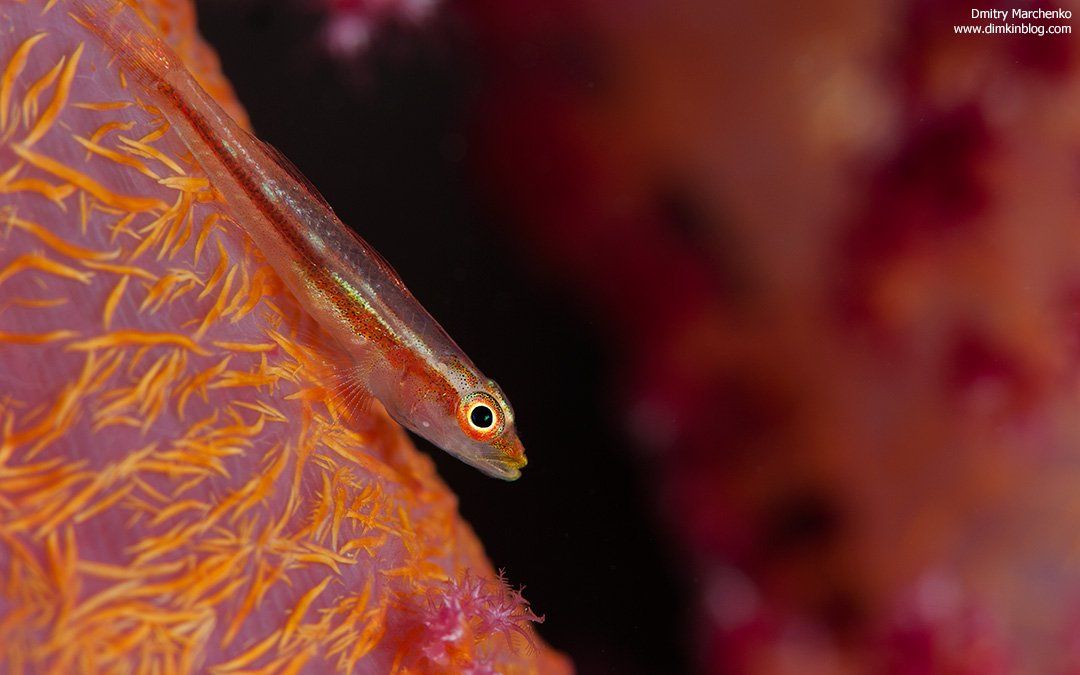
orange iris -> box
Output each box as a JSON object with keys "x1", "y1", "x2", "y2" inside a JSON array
[{"x1": 458, "y1": 392, "x2": 504, "y2": 441}]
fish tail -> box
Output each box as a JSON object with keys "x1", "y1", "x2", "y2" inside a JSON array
[{"x1": 66, "y1": 0, "x2": 180, "y2": 90}]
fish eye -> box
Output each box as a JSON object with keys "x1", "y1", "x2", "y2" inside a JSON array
[
  {"x1": 470, "y1": 404, "x2": 495, "y2": 429},
  {"x1": 459, "y1": 393, "x2": 503, "y2": 440}
]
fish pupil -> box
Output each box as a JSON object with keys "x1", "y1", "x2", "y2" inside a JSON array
[{"x1": 470, "y1": 405, "x2": 495, "y2": 429}]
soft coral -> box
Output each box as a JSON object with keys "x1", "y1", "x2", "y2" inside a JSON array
[{"x1": 414, "y1": 570, "x2": 546, "y2": 669}]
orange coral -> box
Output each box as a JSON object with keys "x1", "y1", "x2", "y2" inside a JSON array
[{"x1": 0, "y1": 0, "x2": 568, "y2": 672}]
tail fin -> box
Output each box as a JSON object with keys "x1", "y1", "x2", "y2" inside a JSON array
[{"x1": 66, "y1": 0, "x2": 182, "y2": 91}]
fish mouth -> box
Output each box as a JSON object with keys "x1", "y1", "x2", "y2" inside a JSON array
[
  {"x1": 479, "y1": 455, "x2": 526, "y2": 481},
  {"x1": 485, "y1": 436, "x2": 527, "y2": 481},
  {"x1": 466, "y1": 451, "x2": 526, "y2": 481}
]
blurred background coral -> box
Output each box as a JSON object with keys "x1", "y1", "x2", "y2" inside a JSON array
[{"x1": 194, "y1": 0, "x2": 1080, "y2": 671}]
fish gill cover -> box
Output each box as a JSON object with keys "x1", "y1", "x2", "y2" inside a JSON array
[{"x1": 0, "y1": 0, "x2": 567, "y2": 672}]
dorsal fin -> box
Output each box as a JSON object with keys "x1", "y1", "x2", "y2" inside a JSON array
[
  {"x1": 251, "y1": 131, "x2": 411, "y2": 292},
  {"x1": 249, "y1": 131, "x2": 336, "y2": 213}
]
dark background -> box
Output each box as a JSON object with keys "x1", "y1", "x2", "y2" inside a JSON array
[{"x1": 194, "y1": 2, "x2": 689, "y2": 672}]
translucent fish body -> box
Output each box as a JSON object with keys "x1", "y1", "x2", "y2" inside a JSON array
[{"x1": 72, "y1": 0, "x2": 527, "y2": 479}]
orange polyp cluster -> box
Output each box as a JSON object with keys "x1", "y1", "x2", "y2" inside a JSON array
[{"x1": 0, "y1": 0, "x2": 567, "y2": 672}]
